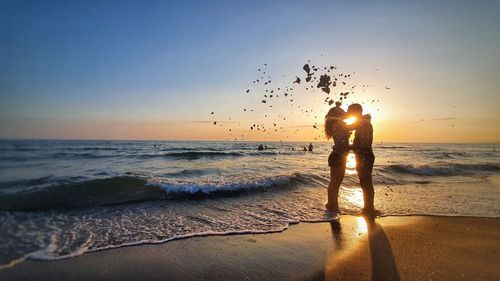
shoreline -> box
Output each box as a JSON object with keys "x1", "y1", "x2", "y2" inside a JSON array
[{"x1": 1, "y1": 215, "x2": 499, "y2": 281}]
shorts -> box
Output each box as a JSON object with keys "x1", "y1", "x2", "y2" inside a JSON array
[
  {"x1": 328, "y1": 151, "x2": 348, "y2": 167},
  {"x1": 354, "y1": 149, "x2": 375, "y2": 173}
]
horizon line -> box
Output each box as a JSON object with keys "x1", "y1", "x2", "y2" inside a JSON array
[{"x1": 0, "y1": 138, "x2": 498, "y2": 145}]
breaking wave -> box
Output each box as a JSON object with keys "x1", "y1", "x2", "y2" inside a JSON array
[
  {"x1": 0, "y1": 174, "x2": 318, "y2": 211},
  {"x1": 385, "y1": 163, "x2": 500, "y2": 176}
]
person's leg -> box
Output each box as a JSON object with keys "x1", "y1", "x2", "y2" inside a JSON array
[
  {"x1": 358, "y1": 170, "x2": 375, "y2": 212},
  {"x1": 326, "y1": 165, "x2": 345, "y2": 212},
  {"x1": 356, "y1": 150, "x2": 375, "y2": 213}
]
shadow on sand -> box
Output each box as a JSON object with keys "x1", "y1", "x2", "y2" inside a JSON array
[
  {"x1": 329, "y1": 220, "x2": 343, "y2": 250},
  {"x1": 312, "y1": 218, "x2": 400, "y2": 281},
  {"x1": 364, "y1": 217, "x2": 401, "y2": 281}
]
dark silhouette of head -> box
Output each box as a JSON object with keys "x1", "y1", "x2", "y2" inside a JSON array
[
  {"x1": 324, "y1": 106, "x2": 346, "y2": 139},
  {"x1": 347, "y1": 103, "x2": 363, "y2": 118}
]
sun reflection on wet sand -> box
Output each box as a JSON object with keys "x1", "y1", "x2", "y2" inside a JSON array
[
  {"x1": 323, "y1": 217, "x2": 372, "y2": 280},
  {"x1": 324, "y1": 217, "x2": 401, "y2": 281},
  {"x1": 356, "y1": 216, "x2": 368, "y2": 235}
]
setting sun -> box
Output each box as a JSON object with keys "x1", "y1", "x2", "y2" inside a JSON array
[
  {"x1": 344, "y1": 117, "x2": 357, "y2": 126},
  {"x1": 0, "y1": 1, "x2": 499, "y2": 280}
]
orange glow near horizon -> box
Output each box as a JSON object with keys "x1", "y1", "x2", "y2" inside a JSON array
[
  {"x1": 4, "y1": 114, "x2": 499, "y2": 143},
  {"x1": 1, "y1": 1, "x2": 500, "y2": 144},
  {"x1": 1, "y1": 78, "x2": 499, "y2": 143}
]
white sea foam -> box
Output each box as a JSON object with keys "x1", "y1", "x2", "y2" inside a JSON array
[
  {"x1": 147, "y1": 175, "x2": 294, "y2": 194},
  {"x1": 0, "y1": 141, "x2": 499, "y2": 270}
]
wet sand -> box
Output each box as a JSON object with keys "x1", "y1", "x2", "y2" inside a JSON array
[{"x1": 1, "y1": 216, "x2": 499, "y2": 281}]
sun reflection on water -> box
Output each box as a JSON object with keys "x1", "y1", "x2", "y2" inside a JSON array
[
  {"x1": 345, "y1": 152, "x2": 357, "y2": 175},
  {"x1": 344, "y1": 188, "x2": 364, "y2": 208}
]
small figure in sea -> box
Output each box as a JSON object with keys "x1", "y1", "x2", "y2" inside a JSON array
[
  {"x1": 308, "y1": 142, "x2": 314, "y2": 152},
  {"x1": 264, "y1": 145, "x2": 268, "y2": 150},
  {"x1": 303, "y1": 146, "x2": 308, "y2": 151},
  {"x1": 258, "y1": 144, "x2": 264, "y2": 151}
]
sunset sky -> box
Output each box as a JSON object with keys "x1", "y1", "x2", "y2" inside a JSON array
[{"x1": 1, "y1": 0, "x2": 499, "y2": 142}]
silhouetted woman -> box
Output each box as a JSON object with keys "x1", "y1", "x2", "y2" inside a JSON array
[{"x1": 324, "y1": 105, "x2": 351, "y2": 213}]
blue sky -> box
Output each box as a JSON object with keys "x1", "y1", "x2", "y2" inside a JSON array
[{"x1": 1, "y1": 0, "x2": 499, "y2": 141}]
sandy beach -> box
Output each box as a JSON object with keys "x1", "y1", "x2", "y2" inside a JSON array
[
  {"x1": 1, "y1": 215, "x2": 499, "y2": 281},
  {"x1": 2, "y1": 1, "x2": 500, "y2": 280}
]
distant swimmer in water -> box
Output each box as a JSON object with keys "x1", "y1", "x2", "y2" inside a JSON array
[
  {"x1": 308, "y1": 142, "x2": 314, "y2": 151},
  {"x1": 303, "y1": 146, "x2": 308, "y2": 151},
  {"x1": 258, "y1": 144, "x2": 264, "y2": 151},
  {"x1": 347, "y1": 103, "x2": 378, "y2": 218}
]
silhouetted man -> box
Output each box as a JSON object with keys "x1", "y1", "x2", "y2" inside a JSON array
[{"x1": 347, "y1": 103, "x2": 376, "y2": 216}]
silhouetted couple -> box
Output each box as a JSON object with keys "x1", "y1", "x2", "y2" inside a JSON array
[{"x1": 324, "y1": 103, "x2": 377, "y2": 217}]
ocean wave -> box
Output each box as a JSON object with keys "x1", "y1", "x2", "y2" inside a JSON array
[
  {"x1": 0, "y1": 155, "x2": 34, "y2": 162},
  {"x1": 427, "y1": 151, "x2": 470, "y2": 159},
  {"x1": 0, "y1": 176, "x2": 55, "y2": 191},
  {"x1": 51, "y1": 152, "x2": 119, "y2": 159},
  {"x1": 160, "y1": 147, "x2": 233, "y2": 152},
  {"x1": 0, "y1": 176, "x2": 165, "y2": 211},
  {"x1": 165, "y1": 151, "x2": 244, "y2": 158},
  {"x1": 434, "y1": 152, "x2": 455, "y2": 159},
  {"x1": 138, "y1": 150, "x2": 289, "y2": 159},
  {"x1": 0, "y1": 174, "x2": 317, "y2": 211},
  {"x1": 64, "y1": 147, "x2": 121, "y2": 151},
  {"x1": 385, "y1": 163, "x2": 500, "y2": 176},
  {"x1": 148, "y1": 175, "x2": 298, "y2": 196},
  {"x1": 139, "y1": 151, "x2": 246, "y2": 159},
  {"x1": 0, "y1": 147, "x2": 40, "y2": 152},
  {"x1": 376, "y1": 145, "x2": 410, "y2": 149},
  {"x1": 162, "y1": 168, "x2": 220, "y2": 177}
]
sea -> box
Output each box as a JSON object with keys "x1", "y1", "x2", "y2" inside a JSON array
[{"x1": 0, "y1": 140, "x2": 499, "y2": 269}]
